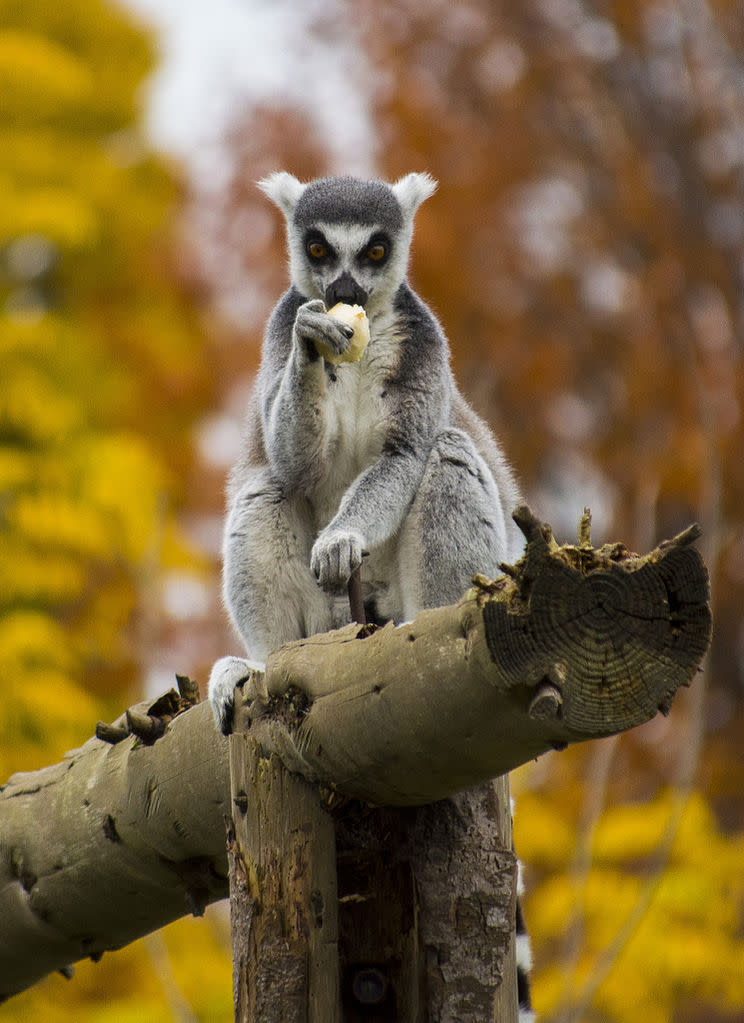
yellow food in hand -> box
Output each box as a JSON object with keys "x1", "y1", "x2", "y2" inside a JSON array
[{"x1": 316, "y1": 303, "x2": 370, "y2": 364}]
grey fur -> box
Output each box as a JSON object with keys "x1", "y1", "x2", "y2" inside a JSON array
[
  {"x1": 293, "y1": 176, "x2": 404, "y2": 231},
  {"x1": 208, "y1": 173, "x2": 523, "y2": 734}
]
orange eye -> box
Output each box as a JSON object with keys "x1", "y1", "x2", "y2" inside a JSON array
[
  {"x1": 367, "y1": 244, "x2": 386, "y2": 261},
  {"x1": 308, "y1": 241, "x2": 327, "y2": 260}
]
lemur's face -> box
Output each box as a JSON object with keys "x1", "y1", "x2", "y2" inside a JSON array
[
  {"x1": 258, "y1": 173, "x2": 437, "y2": 318},
  {"x1": 294, "y1": 221, "x2": 398, "y2": 312}
]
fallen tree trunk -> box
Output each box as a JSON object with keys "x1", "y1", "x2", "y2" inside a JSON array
[
  {"x1": 240, "y1": 507, "x2": 711, "y2": 804},
  {"x1": 0, "y1": 686, "x2": 231, "y2": 999},
  {"x1": 0, "y1": 508, "x2": 711, "y2": 999}
]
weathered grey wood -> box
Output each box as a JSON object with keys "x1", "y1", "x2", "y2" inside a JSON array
[
  {"x1": 246, "y1": 508, "x2": 711, "y2": 805},
  {"x1": 0, "y1": 695, "x2": 230, "y2": 1000},
  {"x1": 228, "y1": 736, "x2": 340, "y2": 1023},
  {"x1": 411, "y1": 777, "x2": 518, "y2": 1023},
  {"x1": 332, "y1": 776, "x2": 518, "y2": 1022},
  {"x1": 223, "y1": 772, "x2": 519, "y2": 1022},
  {"x1": 0, "y1": 509, "x2": 711, "y2": 999}
]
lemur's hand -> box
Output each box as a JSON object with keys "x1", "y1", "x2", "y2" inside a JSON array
[
  {"x1": 311, "y1": 527, "x2": 365, "y2": 592},
  {"x1": 294, "y1": 299, "x2": 353, "y2": 362}
]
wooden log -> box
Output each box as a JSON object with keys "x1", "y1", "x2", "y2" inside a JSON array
[
  {"x1": 228, "y1": 736, "x2": 340, "y2": 1023},
  {"x1": 0, "y1": 694, "x2": 230, "y2": 1000},
  {"x1": 332, "y1": 776, "x2": 519, "y2": 1023},
  {"x1": 243, "y1": 507, "x2": 711, "y2": 805},
  {"x1": 0, "y1": 508, "x2": 711, "y2": 999}
]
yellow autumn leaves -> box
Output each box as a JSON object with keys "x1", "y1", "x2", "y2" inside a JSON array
[
  {"x1": 516, "y1": 786, "x2": 744, "y2": 1021},
  {"x1": 0, "y1": 0, "x2": 205, "y2": 774},
  {"x1": 0, "y1": 0, "x2": 232, "y2": 1018}
]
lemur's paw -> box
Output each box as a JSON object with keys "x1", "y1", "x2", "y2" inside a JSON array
[
  {"x1": 295, "y1": 299, "x2": 353, "y2": 361},
  {"x1": 207, "y1": 656, "x2": 266, "y2": 735},
  {"x1": 311, "y1": 528, "x2": 364, "y2": 592}
]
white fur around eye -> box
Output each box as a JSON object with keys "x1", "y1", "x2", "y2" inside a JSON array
[{"x1": 317, "y1": 223, "x2": 377, "y2": 256}]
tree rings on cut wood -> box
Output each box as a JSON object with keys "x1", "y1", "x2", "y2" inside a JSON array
[
  {"x1": 245, "y1": 507, "x2": 710, "y2": 805},
  {"x1": 481, "y1": 506, "x2": 711, "y2": 737}
]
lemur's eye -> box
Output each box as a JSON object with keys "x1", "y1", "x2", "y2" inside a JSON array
[
  {"x1": 308, "y1": 241, "x2": 327, "y2": 260},
  {"x1": 367, "y1": 243, "x2": 387, "y2": 262}
]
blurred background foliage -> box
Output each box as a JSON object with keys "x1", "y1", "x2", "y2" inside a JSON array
[
  {"x1": 1, "y1": 0, "x2": 742, "y2": 1020},
  {"x1": 0, "y1": 0, "x2": 230, "y2": 1018}
]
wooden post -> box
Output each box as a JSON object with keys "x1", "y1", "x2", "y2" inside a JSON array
[
  {"x1": 226, "y1": 567, "x2": 520, "y2": 1022},
  {"x1": 334, "y1": 776, "x2": 518, "y2": 1023},
  {"x1": 223, "y1": 507, "x2": 713, "y2": 1020},
  {"x1": 228, "y1": 734, "x2": 341, "y2": 1022},
  {"x1": 228, "y1": 723, "x2": 519, "y2": 1021}
]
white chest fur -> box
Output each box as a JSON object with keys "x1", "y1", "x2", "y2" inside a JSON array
[{"x1": 312, "y1": 310, "x2": 402, "y2": 528}]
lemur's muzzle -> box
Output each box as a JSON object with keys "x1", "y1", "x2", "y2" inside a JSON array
[{"x1": 325, "y1": 272, "x2": 368, "y2": 308}]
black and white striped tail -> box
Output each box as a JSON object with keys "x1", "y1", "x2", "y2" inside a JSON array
[{"x1": 516, "y1": 855, "x2": 536, "y2": 1022}]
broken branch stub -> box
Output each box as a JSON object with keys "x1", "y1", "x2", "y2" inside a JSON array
[{"x1": 242, "y1": 506, "x2": 711, "y2": 806}]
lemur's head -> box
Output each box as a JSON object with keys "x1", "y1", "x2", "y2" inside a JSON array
[{"x1": 258, "y1": 172, "x2": 437, "y2": 316}]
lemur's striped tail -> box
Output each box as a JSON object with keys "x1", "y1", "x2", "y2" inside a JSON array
[
  {"x1": 516, "y1": 849, "x2": 536, "y2": 1022},
  {"x1": 516, "y1": 891, "x2": 535, "y2": 1022}
]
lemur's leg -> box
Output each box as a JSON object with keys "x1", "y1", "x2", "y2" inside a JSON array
[
  {"x1": 208, "y1": 470, "x2": 333, "y2": 733},
  {"x1": 397, "y1": 428, "x2": 511, "y2": 620}
]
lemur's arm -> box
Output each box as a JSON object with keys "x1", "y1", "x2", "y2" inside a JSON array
[
  {"x1": 311, "y1": 290, "x2": 451, "y2": 589},
  {"x1": 260, "y1": 290, "x2": 354, "y2": 493},
  {"x1": 318, "y1": 432, "x2": 426, "y2": 537},
  {"x1": 309, "y1": 415, "x2": 445, "y2": 590}
]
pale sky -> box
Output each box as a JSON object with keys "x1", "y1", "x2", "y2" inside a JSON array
[{"x1": 121, "y1": 0, "x2": 378, "y2": 186}]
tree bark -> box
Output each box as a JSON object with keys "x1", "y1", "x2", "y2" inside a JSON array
[
  {"x1": 228, "y1": 736, "x2": 341, "y2": 1023},
  {"x1": 0, "y1": 508, "x2": 711, "y2": 999},
  {"x1": 0, "y1": 692, "x2": 230, "y2": 1000},
  {"x1": 243, "y1": 508, "x2": 711, "y2": 805},
  {"x1": 332, "y1": 777, "x2": 519, "y2": 1023},
  {"x1": 226, "y1": 748, "x2": 518, "y2": 1022}
]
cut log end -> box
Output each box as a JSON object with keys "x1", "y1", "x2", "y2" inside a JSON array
[{"x1": 485, "y1": 507, "x2": 712, "y2": 740}]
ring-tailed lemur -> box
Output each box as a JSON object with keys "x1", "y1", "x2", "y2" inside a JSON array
[{"x1": 208, "y1": 172, "x2": 533, "y2": 1020}]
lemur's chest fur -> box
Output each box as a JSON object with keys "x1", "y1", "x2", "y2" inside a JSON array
[{"x1": 311, "y1": 309, "x2": 402, "y2": 529}]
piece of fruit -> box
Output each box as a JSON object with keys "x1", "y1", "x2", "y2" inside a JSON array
[{"x1": 316, "y1": 302, "x2": 370, "y2": 364}]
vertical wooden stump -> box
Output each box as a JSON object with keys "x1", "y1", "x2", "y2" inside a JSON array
[
  {"x1": 335, "y1": 807, "x2": 426, "y2": 1022},
  {"x1": 228, "y1": 733, "x2": 341, "y2": 1023},
  {"x1": 411, "y1": 776, "x2": 519, "y2": 1023},
  {"x1": 334, "y1": 775, "x2": 518, "y2": 1023},
  {"x1": 225, "y1": 610, "x2": 519, "y2": 1022},
  {"x1": 228, "y1": 731, "x2": 518, "y2": 1022}
]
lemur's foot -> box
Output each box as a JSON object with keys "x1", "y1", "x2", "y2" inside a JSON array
[{"x1": 207, "y1": 655, "x2": 266, "y2": 735}]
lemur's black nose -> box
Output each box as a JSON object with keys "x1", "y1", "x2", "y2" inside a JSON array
[{"x1": 325, "y1": 272, "x2": 368, "y2": 308}]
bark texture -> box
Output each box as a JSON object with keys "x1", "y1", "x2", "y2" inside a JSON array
[
  {"x1": 245, "y1": 508, "x2": 711, "y2": 804},
  {"x1": 227, "y1": 751, "x2": 517, "y2": 1023},
  {"x1": 228, "y1": 737, "x2": 340, "y2": 1023},
  {"x1": 333, "y1": 776, "x2": 519, "y2": 1023},
  {"x1": 0, "y1": 692, "x2": 230, "y2": 1000},
  {"x1": 0, "y1": 508, "x2": 711, "y2": 998}
]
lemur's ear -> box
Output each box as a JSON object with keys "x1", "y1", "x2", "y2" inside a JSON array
[
  {"x1": 257, "y1": 172, "x2": 306, "y2": 218},
  {"x1": 391, "y1": 172, "x2": 438, "y2": 219}
]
